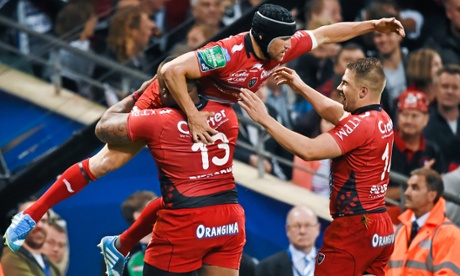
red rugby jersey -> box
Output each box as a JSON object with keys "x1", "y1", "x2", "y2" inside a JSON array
[
  {"x1": 127, "y1": 100, "x2": 239, "y2": 208},
  {"x1": 328, "y1": 105, "x2": 394, "y2": 217}
]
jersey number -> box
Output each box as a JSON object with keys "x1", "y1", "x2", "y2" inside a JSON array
[
  {"x1": 381, "y1": 143, "x2": 391, "y2": 180},
  {"x1": 191, "y1": 133, "x2": 230, "y2": 170}
]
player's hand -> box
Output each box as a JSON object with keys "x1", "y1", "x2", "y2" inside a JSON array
[
  {"x1": 188, "y1": 111, "x2": 218, "y2": 144},
  {"x1": 374, "y1": 17, "x2": 405, "y2": 37},
  {"x1": 272, "y1": 67, "x2": 304, "y2": 93},
  {"x1": 238, "y1": 88, "x2": 270, "y2": 124}
]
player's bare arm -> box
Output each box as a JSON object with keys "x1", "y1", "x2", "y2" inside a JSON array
[
  {"x1": 95, "y1": 96, "x2": 134, "y2": 145},
  {"x1": 312, "y1": 17, "x2": 405, "y2": 46},
  {"x1": 161, "y1": 52, "x2": 218, "y2": 144},
  {"x1": 238, "y1": 88, "x2": 342, "y2": 161},
  {"x1": 273, "y1": 67, "x2": 346, "y2": 125}
]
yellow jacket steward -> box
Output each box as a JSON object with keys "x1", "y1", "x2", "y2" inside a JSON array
[{"x1": 386, "y1": 197, "x2": 460, "y2": 275}]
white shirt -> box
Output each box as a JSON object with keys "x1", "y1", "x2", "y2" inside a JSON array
[
  {"x1": 289, "y1": 244, "x2": 316, "y2": 276},
  {"x1": 412, "y1": 212, "x2": 430, "y2": 229}
]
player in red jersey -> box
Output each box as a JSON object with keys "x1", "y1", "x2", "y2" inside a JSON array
[
  {"x1": 153, "y1": 3, "x2": 404, "y2": 144},
  {"x1": 95, "y1": 72, "x2": 244, "y2": 275},
  {"x1": 239, "y1": 58, "x2": 395, "y2": 276}
]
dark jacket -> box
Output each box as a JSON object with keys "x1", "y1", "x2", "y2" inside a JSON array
[{"x1": 255, "y1": 250, "x2": 293, "y2": 276}]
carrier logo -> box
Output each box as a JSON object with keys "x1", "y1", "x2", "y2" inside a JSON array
[
  {"x1": 248, "y1": 77, "x2": 258, "y2": 88},
  {"x1": 372, "y1": 233, "x2": 394, "y2": 247},
  {"x1": 196, "y1": 222, "x2": 239, "y2": 239},
  {"x1": 317, "y1": 252, "x2": 325, "y2": 264}
]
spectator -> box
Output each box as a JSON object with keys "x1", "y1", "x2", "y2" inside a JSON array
[
  {"x1": 423, "y1": 65, "x2": 460, "y2": 172},
  {"x1": 368, "y1": 9, "x2": 408, "y2": 112},
  {"x1": 41, "y1": 219, "x2": 69, "y2": 275},
  {"x1": 425, "y1": 0, "x2": 460, "y2": 66},
  {"x1": 47, "y1": 1, "x2": 98, "y2": 99},
  {"x1": 233, "y1": 85, "x2": 294, "y2": 180},
  {"x1": 191, "y1": 0, "x2": 224, "y2": 34},
  {"x1": 255, "y1": 205, "x2": 320, "y2": 276},
  {"x1": 239, "y1": 253, "x2": 257, "y2": 276},
  {"x1": 316, "y1": 42, "x2": 365, "y2": 97},
  {"x1": 386, "y1": 168, "x2": 460, "y2": 275},
  {"x1": 303, "y1": 0, "x2": 342, "y2": 26},
  {"x1": 405, "y1": 48, "x2": 443, "y2": 103},
  {"x1": 119, "y1": 190, "x2": 157, "y2": 276},
  {"x1": 265, "y1": 74, "x2": 296, "y2": 130},
  {"x1": 388, "y1": 90, "x2": 446, "y2": 201},
  {"x1": 186, "y1": 22, "x2": 217, "y2": 49},
  {"x1": 443, "y1": 167, "x2": 460, "y2": 227},
  {"x1": 1, "y1": 201, "x2": 62, "y2": 276},
  {"x1": 92, "y1": 6, "x2": 155, "y2": 106}
]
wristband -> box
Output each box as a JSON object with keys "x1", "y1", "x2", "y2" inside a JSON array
[{"x1": 131, "y1": 92, "x2": 140, "y2": 102}]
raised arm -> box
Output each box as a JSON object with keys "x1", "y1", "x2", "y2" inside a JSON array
[
  {"x1": 273, "y1": 67, "x2": 346, "y2": 125},
  {"x1": 161, "y1": 52, "x2": 218, "y2": 144},
  {"x1": 312, "y1": 17, "x2": 405, "y2": 46},
  {"x1": 238, "y1": 88, "x2": 342, "y2": 161}
]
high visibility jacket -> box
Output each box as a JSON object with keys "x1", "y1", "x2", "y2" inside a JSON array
[{"x1": 386, "y1": 198, "x2": 460, "y2": 275}]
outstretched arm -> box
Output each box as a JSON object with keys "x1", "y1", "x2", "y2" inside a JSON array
[
  {"x1": 312, "y1": 17, "x2": 405, "y2": 46},
  {"x1": 238, "y1": 88, "x2": 342, "y2": 161},
  {"x1": 273, "y1": 67, "x2": 346, "y2": 125}
]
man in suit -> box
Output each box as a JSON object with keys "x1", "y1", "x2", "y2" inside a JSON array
[
  {"x1": 256, "y1": 205, "x2": 320, "y2": 276},
  {"x1": 2, "y1": 201, "x2": 61, "y2": 276}
]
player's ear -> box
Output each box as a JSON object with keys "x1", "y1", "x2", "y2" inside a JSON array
[{"x1": 360, "y1": 86, "x2": 368, "y2": 98}]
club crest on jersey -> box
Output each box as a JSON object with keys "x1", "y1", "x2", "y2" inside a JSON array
[
  {"x1": 248, "y1": 77, "x2": 258, "y2": 88},
  {"x1": 197, "y1": 46, "x2": 228, "y2": 72},
  {"x1": 317, "y1": 253, "x2": 325, "y2": 264}
]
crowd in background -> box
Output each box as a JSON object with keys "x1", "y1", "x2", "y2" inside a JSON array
[{"x1": 0, "y1": 0, "x2": 459, "y2": 274}]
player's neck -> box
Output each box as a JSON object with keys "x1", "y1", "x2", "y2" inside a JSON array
[{"x1": 249, "y1": 33, "x2": 267, "y2": 60}]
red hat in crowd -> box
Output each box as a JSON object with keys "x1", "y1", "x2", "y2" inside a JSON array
[{"x1": 397, "y1": 90, "x2": 429, "y2": 113}]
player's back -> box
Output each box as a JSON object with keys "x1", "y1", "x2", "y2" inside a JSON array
[{"x1": 128, "y1": 100, "x2": 239, "y2": 208}]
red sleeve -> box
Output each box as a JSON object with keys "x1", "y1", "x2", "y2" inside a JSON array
[
  {"x1": 328, "y1": 114, "x2": 372, "y2": 154},
  {"x1": 127, "y1": 109, "x2": 159, "y2": 141},
  {"x1": 283, "y1": 30, "x2": 313, "y2": 63},
  {"x1": 134, "y1": 80, "x2": 163, "y2": 110}
]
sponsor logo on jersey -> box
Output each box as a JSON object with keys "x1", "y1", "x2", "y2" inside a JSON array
[
  {"x1": 197, "y1": 46, "x2": 227, "y2": 72},
  {"x1": 196, "y1": 222, "x2": 239, "y2": 239},
  {"x1": 248, "y1": 77, "x2": 258, "y2": 88},
  {"x1": 177, "y1": 109, "x2": 229, "y2": 135},
  {"x1": 131, "y1": 109, "x2": 157, "y2": 117},
  {"x1": 227, "y1": 70, "x2": 249, "y2": 83},
  {"x1": 372, "y1": 233, "x2": 394, "y2": 247},
  {"x1": 378, "y1": 119, "x2": 393, "y2": 137},
  {"x1": 334, "y1": 117, "x2": 362, "y2": 140},
  {"x1": 369, "y1": 184, "x2": 388, "y2": 198},
  {"x1": 159, "y1": 109, "x2": 172, "y2": 114},
  {"x1": 261, "y1": 65, "x2": 281, "y2": 79},
  {"x1": 293, "y1": 30, "x2": 305, "y2": 38},
  {"x1": 231, "y1": 43, "x2": 244, "y2": 53}
]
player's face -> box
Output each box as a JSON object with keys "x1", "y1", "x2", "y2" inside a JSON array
[
  {"x1": 337, "y1": 69, "x2": 360, "y2": 112},
  {"x1": 268, "y1": 37, "x2": 291, "y2": 61},
  {"x1": 404, "y1": 175, "x2": 435, "y2": 213},
  {"x1": 436, "y1": 72, "x2": 460, "y2": 110},
  {"x1": 286, "y1": 211, "x2": 319, "y2": 251},
  {"x1": 397, "y1": 110, "x2": 428, "y2": 137}
]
